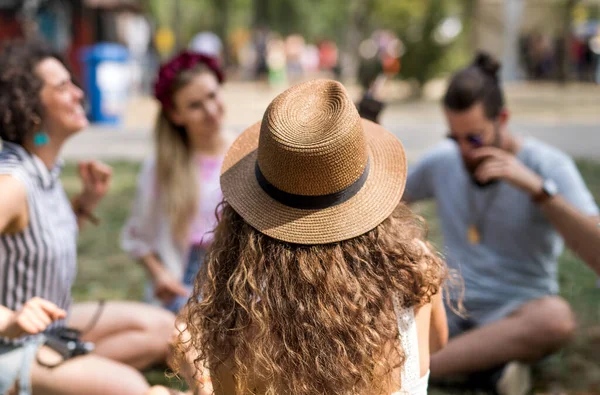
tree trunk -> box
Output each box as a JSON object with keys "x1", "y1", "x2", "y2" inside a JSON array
[
  {"x1": 253, "y1": 0, "x2": 269, "y2": 29},
  {"x1": 463, "y1": 0, "x2": 479, "y2": 52},
  {"x1": 212, "y1": 0, "x2": 230, "y2": 64},
  {"x1": 502, "y1": 0, "x2": 525, "y2": 82},
  {"x1": 558, "y1": 0, "x2": 579, "y2": 83},
  {"x1": 174, "y1": 0, "x2": 183, "y2": 51},
  {"x1": 342, "y1": 0, "x2": 375, "y2": 81},
  {"x1": 20, "y1": 0, "x2": 42, "y2": 38}
]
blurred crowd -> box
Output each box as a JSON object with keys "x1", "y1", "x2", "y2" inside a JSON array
[{"x1": 520, "y1": 30, "x2": 600, "y2": 82}]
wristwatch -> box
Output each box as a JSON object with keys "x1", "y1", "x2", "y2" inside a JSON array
[{"x1": 532, "y1": 179, "x2": 558, "y2": 204}]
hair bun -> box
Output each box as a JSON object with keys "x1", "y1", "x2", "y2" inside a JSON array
[{"x1": 472, "y1": 51, "x2": 501, "y2": 81}]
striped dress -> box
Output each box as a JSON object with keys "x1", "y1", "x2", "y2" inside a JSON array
[{"x1": 0, "y1": 142, "x2": 78, "y2": 345}]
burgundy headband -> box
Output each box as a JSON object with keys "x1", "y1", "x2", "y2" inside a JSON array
[{"x1": 153, "y1": 51, "x2": 224, "y2": 108}]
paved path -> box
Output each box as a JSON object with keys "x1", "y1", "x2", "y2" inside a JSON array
[
  {"x1": 62, "y1": 81, "x2": 600, "y2": 162},
  {"x1": 62, "y1": 120, "x2": 599, "y2": 163}
]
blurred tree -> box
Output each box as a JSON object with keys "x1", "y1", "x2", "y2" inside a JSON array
[
  {"x1": 209, "y1": 0, "x2": 231, "y2": 62},
  {"x1": 251, "y1": 0, "x2": 349, "y2": 42},
  {"x1": 146, "y1": 0, "x2": 225, "y2": 51},
  {"x1": 174, "y1": 0, "x2": 182, "y2": 50},
  {"x1": 461, "y1": 0, "x2": 479, "y2": 51},
  {"x1": 252, "y1": 0, "x2": 268, "y2": 28},
  {"x1": 375, "y1": 0, "x2": 461, "y2": 97},
  {"x1": 142, "y1": 0, "x2": 470, "y2": 86},
  {"x1": 343, "y1": 0, "x2": 377, "y2": 80}
]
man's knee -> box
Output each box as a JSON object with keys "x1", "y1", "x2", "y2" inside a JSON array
[
  {"x1": 542, "y1": 298, "x2": 576, "y2": 344},
  {"x1": 520, "y1": 297, "x2": 576, "y2": 347}
]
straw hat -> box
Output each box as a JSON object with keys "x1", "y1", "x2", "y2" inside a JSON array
[{"x1": 220, "y1": 79, "x2": 407, "y2": 245}]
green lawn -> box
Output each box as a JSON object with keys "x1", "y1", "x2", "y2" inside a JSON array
[{"x1": 61, "y1": 159, "x2": 600, "y2": 393}]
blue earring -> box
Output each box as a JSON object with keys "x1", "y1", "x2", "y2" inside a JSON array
[{"x1": 33, "y1": 131, "x2": 49, "y2": 147}]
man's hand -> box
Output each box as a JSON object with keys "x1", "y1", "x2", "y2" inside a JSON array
[
  {"x1": 472, "y1": 147, "x2": 543, "y2": 195},
  {"x1": 1, "y1": 297, "x2": 67, "y2": 339},
  {"x1": 78, "y1": 161, "x2": 112, "y2": 209}
]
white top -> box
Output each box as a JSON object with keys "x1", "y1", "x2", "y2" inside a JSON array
[
  {"x1": 392, "y1": 300, "x2": 429, "y2": 395},
  {"x1": 120, "y1": 157, "x2": 223, "y2": 304},
  {"x1": 121, "y1": 159, "x2": 186, "y2": 279}
]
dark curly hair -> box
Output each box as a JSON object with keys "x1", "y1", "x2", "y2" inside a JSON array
[
  {"x1": 176, "y1": 202, "x2": 450, "y2": 395},
  {"x1": 0, "y1": 39, "x2": 68, "y2": 145},
  {"x1": 443, "y1": 51, "x2": 505, "y2": 120}
]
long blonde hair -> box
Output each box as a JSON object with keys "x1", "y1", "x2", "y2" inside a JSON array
[{"x1": 154, "y1": 65, "x2": 214, "y2": 243}]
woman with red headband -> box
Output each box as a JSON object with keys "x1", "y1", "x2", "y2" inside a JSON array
[{"x1": 121, "y1": 51, "x2": 231, "y2": 313}]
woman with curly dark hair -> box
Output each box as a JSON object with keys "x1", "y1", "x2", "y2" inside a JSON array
[
  {"x1": 150, "y1": 79, "x2": 450, "y2": 395},
  {"x1": 0, "y1": 39, "x2": 175, "y2": 394}
]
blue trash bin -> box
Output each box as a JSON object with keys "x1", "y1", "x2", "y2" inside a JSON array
[{"x1": 80, "y1": 43, "x2": 130, "y2": 125}]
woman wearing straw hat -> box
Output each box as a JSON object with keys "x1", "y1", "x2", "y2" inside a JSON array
[{"x1": 152, "y1": 79, "x2": 450, "y2": 395}]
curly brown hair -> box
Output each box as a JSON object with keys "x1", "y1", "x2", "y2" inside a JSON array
[
  {"x1": 0, "y1": 39, "x2": 67, "y2": 145},
  {"x1": 177, "y1": 202, "x2": 449, "y2": 395}
]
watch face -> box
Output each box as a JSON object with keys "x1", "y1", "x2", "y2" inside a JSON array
[{"x1": 544, "y1": 179, "x2": 558, "y2": 196}]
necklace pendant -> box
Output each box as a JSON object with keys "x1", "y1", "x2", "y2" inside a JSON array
[{"x1": 468, "y1": 224, "x2": 481, "y2": 244}]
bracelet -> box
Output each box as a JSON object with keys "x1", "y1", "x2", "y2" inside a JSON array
[{"x1": 72, "y1": 197, "x2": 100, "y2": 226}]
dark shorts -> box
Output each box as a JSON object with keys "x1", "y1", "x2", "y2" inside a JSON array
[
  {"x1": 446, "y1": 297, "x2": 532, "y2": 338},
  {"x1": 164, "y1": 246, "x2": 206, "y2": 313}
]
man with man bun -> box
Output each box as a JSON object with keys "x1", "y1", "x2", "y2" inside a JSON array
[{"x1": 404, "y1": 52, "x2": 600, "y2": 394}]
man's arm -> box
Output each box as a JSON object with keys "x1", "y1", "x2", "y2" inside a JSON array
[
  {"x1": 474, "y1": 147, "x2": 600, "y2": 273},
  {"x1": 539, "y1": 198, "x2": 600, "y2": 273}
]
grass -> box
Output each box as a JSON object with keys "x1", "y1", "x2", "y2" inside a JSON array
[{"x1": 61, "y1": 159, "x2": 600, "y2": 393}]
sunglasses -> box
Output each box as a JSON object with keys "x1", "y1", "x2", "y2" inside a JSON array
[{"x1": 447, "y1": 133, "x2": 484, "y2": 148}]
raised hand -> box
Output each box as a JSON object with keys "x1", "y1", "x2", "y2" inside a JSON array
[
  {"x1": 472, "y1": 147, "x2": 543, "y2": 195},
  {"x1": 78, "y1": 160, "x2": 113, "y2": 208}
]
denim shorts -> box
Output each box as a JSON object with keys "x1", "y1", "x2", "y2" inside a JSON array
[
  {"x1": 0, "y1": 335, "x2": 46, "y2": 395},
  {"x1": 165, "y1": 246, "x2": 206, "y2": 313}
]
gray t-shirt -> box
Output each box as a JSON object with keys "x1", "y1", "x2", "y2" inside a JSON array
[{"x1": 405, "y1": 137, "x2": 599, "y2": 304}]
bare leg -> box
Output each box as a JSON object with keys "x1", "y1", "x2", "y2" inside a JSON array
[
  {"x1": 69, "y1": 301, "x2": 175, "y2": 370},
  {"x1": 168, "y1": 320, "x2": 213, "y2": 395},
  {"x1": 146, "y1": 386, "x2": 189, "y2": 395},
  {"x1": 32, "y1": 347, "x2": 149, "y2": 394},
  {"x1": 431, "y1": 296, "x2": 576, "y2": 377},
  {"x1": 146, "y1": 386, "x2": 172, "y2": 395}
]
